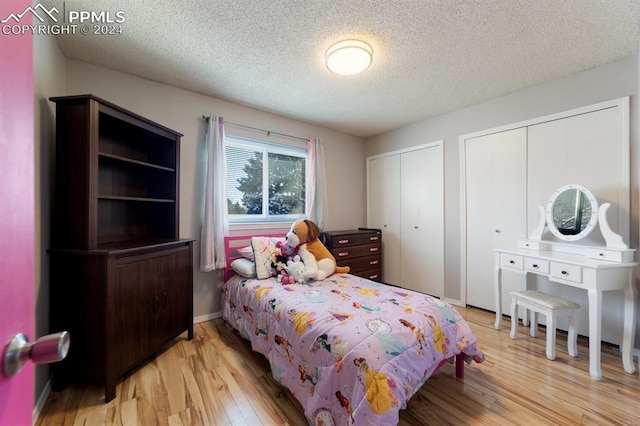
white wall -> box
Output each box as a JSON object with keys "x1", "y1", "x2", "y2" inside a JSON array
[
  {"x1": 60, "y1": 59, "x2": 367, "y2": 320},
  {"x1": 365, "y1": 55, "x2": 639, "y2": 303},
  {"x1": 33, "y1": 32, "x2": 66, "y2": 406}
]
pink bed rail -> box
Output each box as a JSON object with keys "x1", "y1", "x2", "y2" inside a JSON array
[{"x1": 223, "y1": 233, "x2": 286, "y2": 281}]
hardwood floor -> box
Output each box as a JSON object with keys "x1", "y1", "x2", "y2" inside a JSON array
[{"x1": 36, "y1": 307, "x2": 640, "y2": 425}]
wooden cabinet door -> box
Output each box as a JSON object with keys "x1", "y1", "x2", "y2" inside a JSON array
[
  {"x1": 367, "y1": 155, "x2": 401, "y2": 284},
  {"x1": 400, "y1": 145, "x2": 444, "y2": 297},
  {"x1": 111, "y1": 255, "x2": 155, "y2": 375},
  {"x1": 464, "y1": 128, "x2": 527, "y2": 312},
  {"x1": 146, "y1": 246, "x2": 192, "y2": 350},
  {"x1": 110, "y1": 245, "x2": 191, "y2": 374}
]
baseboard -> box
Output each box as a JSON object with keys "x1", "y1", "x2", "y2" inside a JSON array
[
  {"x1": 444, "y1": 297, "x2": 464, "y2": 307},
  {"x1": 33, "y1": 378, "x2": 51, "y2": 425},
  {"x1": 193, "y1": 311, "x2": 223, "y2": 324}
]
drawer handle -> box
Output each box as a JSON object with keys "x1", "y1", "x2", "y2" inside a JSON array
[
  {"x1": 370, "y1": 247, "x2": 379, "y2": 252},
  {"x1": 532, "y1": 264, "x2": 538, "y2": 268},
  {"x1": 509, "y1": 260, "x2": 515, "y2": 264},
  {"x1": 338, "y1": 239, "x2": 350, "y2": 244},
  {"x1": 369, "y1": 236, "x2": 379, "y2": 241},
  {"x1": 338, "y1": 252, "x2": 349, "y2": 257},
  {"x1": 598, "y1": 253, "x2": 604, "y2": 257},
  {"x1": 561, "y1": 270, "x2": 568, "y2": 275},
  {"x1": 370, "y1": 260, "x2": 379, "y2": 265},
  {"x1": 369, "y1": 274, "x2": 379, "y2": 279}
]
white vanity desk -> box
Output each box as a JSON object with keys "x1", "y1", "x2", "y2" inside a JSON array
[
  {"x1": 494, "y1": 247, "x2": 637, "y2": 380},
  {"x1": 494, "y1": 184, "x2": 638, "y2": 380}
]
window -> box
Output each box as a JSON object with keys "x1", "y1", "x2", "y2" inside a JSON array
[{"x1": 225, "y1": 135, "x2": 306, "y2": 223}]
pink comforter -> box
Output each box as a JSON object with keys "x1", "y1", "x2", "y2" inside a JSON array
[{"x1": 222, "y1": 273, "x2": 484, "y2": 425}]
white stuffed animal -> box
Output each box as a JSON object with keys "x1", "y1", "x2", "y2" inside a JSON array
[{"x1": 285, "y1": 255, "x2": 307, "y2": 283}]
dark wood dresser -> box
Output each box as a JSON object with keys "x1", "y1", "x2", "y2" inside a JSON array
[
  {"x1": 49, "y1": 95, "x2": 194, "y2": 402},
  {"x1": 320, "y1": 228, "x2": 382, "y2": 281}
]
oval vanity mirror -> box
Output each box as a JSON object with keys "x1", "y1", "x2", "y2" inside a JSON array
[{"x1": 546, "y1": 184, "x2": 598, "y2": 242}]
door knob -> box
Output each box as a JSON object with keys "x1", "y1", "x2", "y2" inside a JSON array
[{"x1": 2, "y1": 331, "x2": 70, "y2": 377}]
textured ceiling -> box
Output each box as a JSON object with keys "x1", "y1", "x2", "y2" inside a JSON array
[{"x1": 43, "y1": 0, "x2": 640, "y2": 138}]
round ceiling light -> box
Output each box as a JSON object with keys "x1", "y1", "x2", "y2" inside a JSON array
[{"x1": 325, "y1": 39, "x2": 373, "y2": 76}]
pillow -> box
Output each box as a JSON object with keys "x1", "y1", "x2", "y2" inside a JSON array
[
  {"x1": 237, "y1": 245, "x2": 255, "y2": 261},
  {"x1": 230, "y1": 258, "x2": 256, "y2": 278},
  {"x1": 251, "y1": 236, "x2": 285, "y2": 279}
]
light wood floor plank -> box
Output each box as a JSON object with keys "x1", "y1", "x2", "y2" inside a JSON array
[{"x1": 36, "y1": 307, "x2": 640, "y2": 425}]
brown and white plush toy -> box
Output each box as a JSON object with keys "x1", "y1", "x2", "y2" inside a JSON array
[{"x1": 285, "y1": 218, "x2": 350, "y2": 280}]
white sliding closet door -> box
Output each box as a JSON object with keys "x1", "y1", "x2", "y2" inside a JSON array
[
  {"x1": 400, "y1": 145, "x2": 444, "y2": 296},
  {"x1": 368, "y1": 155, "x2": 401, "y2": 285},
  {"x1": 464, "y1": 128, "x2": 527, "y2": 312},
  {"x1": 367, "y1": 143, "x2": 444, "y2": 297}
]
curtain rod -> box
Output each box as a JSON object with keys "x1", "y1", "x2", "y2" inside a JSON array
[{"x1": 201, "y1": 115, "x2": 310, "y2": 142}]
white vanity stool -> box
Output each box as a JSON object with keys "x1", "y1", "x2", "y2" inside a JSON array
[{"x1": 510, "y1": 290, "x2": 579, "y2": 360}]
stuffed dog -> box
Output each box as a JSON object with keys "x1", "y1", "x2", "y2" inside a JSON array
[{"x1": 286, "y1": 218, "x2": 350, "y2": 280}]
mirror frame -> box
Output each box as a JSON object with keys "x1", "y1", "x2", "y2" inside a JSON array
[{"x1": 545, "y1": 184, "x2": 598, "y2": 242}]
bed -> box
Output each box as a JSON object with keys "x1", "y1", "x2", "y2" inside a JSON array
[{"x1": 222, "y1": 234, "x2": 484, "y2": 425}]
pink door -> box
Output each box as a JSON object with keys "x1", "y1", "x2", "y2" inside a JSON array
[{"x1": 0, "y1": 0, "x2": 35, "y2": 424}]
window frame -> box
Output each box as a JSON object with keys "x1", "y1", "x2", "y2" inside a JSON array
[{"x1": 224, "y1": 134, "x2": 307, "y2": 226}]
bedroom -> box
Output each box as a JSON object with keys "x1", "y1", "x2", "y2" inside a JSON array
[{"x1": 2, "y1": 0, "x2": 640, "y2": 424}]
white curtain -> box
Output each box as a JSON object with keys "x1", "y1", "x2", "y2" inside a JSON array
[
  {"x1": 200, "y1": 114, "x2": 228, "y2": 272},
  {"x1": 305, "y1": 137, "x2": 328, "y2": 229}
]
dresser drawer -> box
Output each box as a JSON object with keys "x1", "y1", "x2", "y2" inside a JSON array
[
  {"x1": 338, "y1": 254, "x2": 381, "y2": 274},
  {"x1": 352, "y1": 268, "x2": 382, "y2": 282},
  {"x1": 331, "y1": 233, "x2": 381, "y2": 247},
  {"x1": 550, "y1": 262, "x2": 582, "y2": 283},
  {"x1": 524, "y1": 257, "x2": 549, "y2": 274},
  {"x1": 332, "y1": 243, "x2": 381, "y2": 260},
  {"x1": 500, "y1": 253, "x2": 523, "y2": 270}
]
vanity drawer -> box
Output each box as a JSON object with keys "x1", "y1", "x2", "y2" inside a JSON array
[
  {"x1": 550, "y1": 262, "x2": 582, "y2": 283},
  {"x1": 500, "y1": 254, "x2": 523, "y2": 270},
  {"x1": 524, "y1": 258, "x2": 549, "y2": 274},
  {"x1": 585, "y1": 247, "x2": 634, "y2": 263}
]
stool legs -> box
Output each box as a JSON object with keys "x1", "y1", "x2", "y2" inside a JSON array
[
  {"x1": 530, "y1": 311, "x2": 538, "y2": 338},
  {"x1": 510, "y1": 298, "x2": 518, "y2": 339},
  {"x1": 567, "y1": 311, "x2": 579, "y2": 358},
  {"x1": 546, "y1": 313, "x2": 557, "y2": 360},
  {"x1": 510, "y1": 297, "x2": 579, "y2": 361}
]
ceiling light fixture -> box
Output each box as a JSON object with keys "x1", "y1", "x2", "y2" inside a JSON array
[{"x1": 325, "y1": 39, "x2": 373, "y2": 76}]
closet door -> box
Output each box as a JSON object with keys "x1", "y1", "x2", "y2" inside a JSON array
[
  {"x1": 400, "y1": 145, "x2": 444, "y2": 297},
  {"x1": 528, "y1": 106, "x2": 627, "y2": 244},
  {"x1": 367, "y1": 155, "x2": 401, "y2": 284},
  {"x1": 464, "y1": 128, "x2": 527, "y2": 312},
  {"x1": 527, "y1": 106, "x2": 627, "y2": 340}
]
